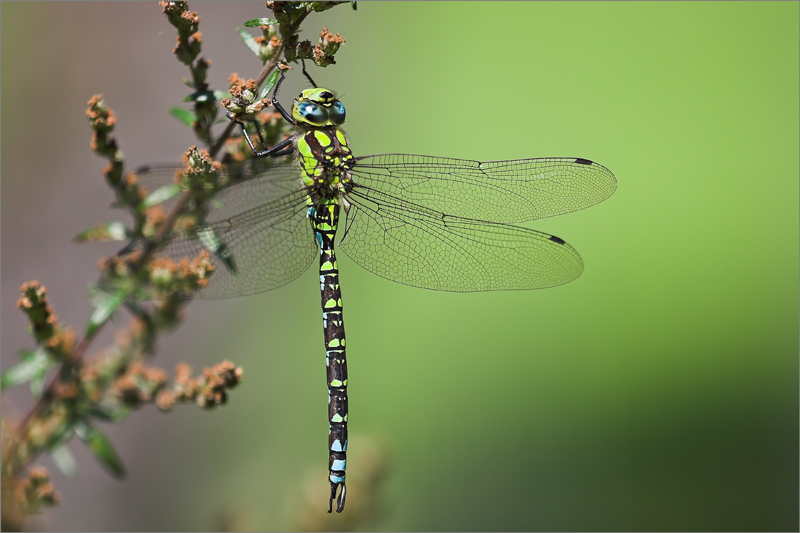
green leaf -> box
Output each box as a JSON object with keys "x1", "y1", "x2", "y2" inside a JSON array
[
  {"x1": 310, "y1": 2, "x2": 342, "y2": 13},
  {"x1": 169, "y1": 107, "x2": 196, "y2": 128},
  {"x1": 86, "y1": 404, "x2": 133, "y2": 422},
  {"x1": 85, "y1": 290, "x2": 127, "y2": 338},
  {"x1": 45, "y1": 423, "x2": 75, "y2": 457},
  {"x1": 197, "y1": 226, "x2": 238, "y2": 274},
  {"x1": 29, "y1": 363, "x2": 48, "y2": 398},
  {"x1": 237, "y1": 27, "x2": 261, "y2": 59},
  {"x1": 260, "y1": 70, "x2": 280, "y2": 100},
  {"x1": 143, "y1": 183, "x2": 182, "y2": 207},
  {"x1": 183, "y1": 91, "x2": 210, "y2": 103},
  {"x1": 243, "y1": 17, "x2": 278, "y2": 27},
  {"x1": 1, "y1": 350, "x2": 49, "y2": 390},
  {"x1": 74, "y1": 420, "x2": 126, "y2": 478},
  {"x1": 74, "y1": 221, "x2": 127, "y2": 242},
  {"x1": 50, "y1": 444, "x2": 79, "y2": 478},
  {"x1": 183, "y1": 89, "x2": 231, "y2": 103},
  {"x1": 17, "y1": 348, "x2": 37, "y2": 362}
]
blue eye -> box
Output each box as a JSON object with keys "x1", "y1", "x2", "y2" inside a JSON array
[
  {"x1": 328, "y1": 101, "x2": 346, "y2": 125},
  {"x1": 299, "y1": 102, "x2": 327, "y2": 126}
]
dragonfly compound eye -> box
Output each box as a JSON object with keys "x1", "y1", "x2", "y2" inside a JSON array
[
  {"x1": 296, "y1": 101, "x2": 328, "y2": 126},
  {"x1": 328, "y1": 101, "x2": 346, "y2": 125}
]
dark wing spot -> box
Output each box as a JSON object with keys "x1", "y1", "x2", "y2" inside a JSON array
[
  {"x1": 549, "y1": 235, "x2": 566, "y2": 245},
  {"x1": 574, "y1": 158, "x2": 593, "y2": 165},
  {"x1": 134, "y1": 164, "x2": 153, "y2": 174}
]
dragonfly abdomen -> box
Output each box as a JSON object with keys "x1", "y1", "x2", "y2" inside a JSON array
[{"x1": 311, "y1": 202, "x2": 348, "y2": 513}]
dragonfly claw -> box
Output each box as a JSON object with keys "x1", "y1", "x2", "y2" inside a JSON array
[{"x1": 225, "y1": 111, "x2": 244, "y2": 126}]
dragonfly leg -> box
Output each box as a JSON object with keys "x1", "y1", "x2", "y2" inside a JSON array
[
  {"x1": 301, "y1": 59, "x2": 318, "y2": 88},
  {"x1": 270, "y1": 68, "x2": 297, "y2": 125},
  {"x1": 242, "y1": 128, "x2": 293, "y2": 158},
  {"x1": 249, "y1": 117, "x2": 269, "y2": 153},
  {"x1": 229, "y1": 113, "x2": 295, "y2": 158},
  {"x1": 269, "y1": 147, "x2": 295, "y2": 157},
  {"x1": 245, "y1": 116, "x2": 295, "y2": 158}
]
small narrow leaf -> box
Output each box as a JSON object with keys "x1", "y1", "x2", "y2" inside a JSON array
[
  {"x1": 74, "y1": 420, "x2": 126, "y2": 478},
  {"x1": 85, "y1": 290, "x2": 127, "y2": 338},
  {"x1": 243, "y1": 17, "x2": 278, "y2": 27},
  {"x1": 29, "y1": 363, "x2": 48, "y2": 398},
  {"x1": 1, "y1": 350, "x2": 49, "y2": 390},
  {"x1": 50, "y1": 445, "x2": 79, "y2": 478},
  {"x1": 184, "y1": 90, "x2": 209, "y2": 103},
  {"x1": 86, "y1": 404, "x2": 133, "y2": 422},
  {"x1": 183, "y1": 89, "x2": 233, "y2": 103},
  {"x1": 260, "y1": 70, "x2": 280, "y2": 100},
  {"x1": 237, "y1": 27, "x2": 261, "y2": 59},
  {"x1": 169, "y1": 107, "x2": 196, "y2": 128},
  {"x1": 198, "y1": 227, "x2": 238, "y2": 274},
  {"x1": 45, "y1": 425, "x2": 74, "y2": 458},
  {"x1": 17, "y1": 349, "x2": 37, "y2": 362},
  {"x1": 143, "y1": 184, "x2": 182, "y2": 207},
  {"x1": 74, "y1": 221, "x2": 127, "y2": 242}
]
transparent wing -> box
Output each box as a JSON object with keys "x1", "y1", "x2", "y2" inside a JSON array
[
  {"x1": 339, "y1": 184, "x2": 583, "y2": 292},
  {"x1": 116, "y1": 152, "x2": 611, "y2": 296},
  {"x1": 132, "y1": 157, "x2": 306, "y2": 224},
  {"x1": 351, "y1": 154, "x2": 616, "y2": 224},
  {"x1": 111, "y1": 158, "x2": 317, "y2": 299}
]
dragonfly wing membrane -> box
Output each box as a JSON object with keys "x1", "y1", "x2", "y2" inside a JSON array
[
  {"x1": 352, "y1": 154, "x2": 616, "y2": 223},
  {"x1": 339, "y1": 185, "x2": 583, "y2": 292},
  {"x1": 132, "y1": 157, "x2": 306, "y2": 223},
  {"x1": 157, "y1": 194, "x2": 316, "y2": 299},
  {"x1": 170, "y1": 192, "x2": 317, "y2": 299},
  {"x1": 106, "y1": 159, "x2": 317, "y2": 299}
]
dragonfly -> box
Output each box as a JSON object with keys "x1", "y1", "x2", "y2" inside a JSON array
[{"x1": 109, "y1": 67, "x2": 616, "y2": 513}]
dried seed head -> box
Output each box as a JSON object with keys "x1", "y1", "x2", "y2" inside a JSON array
[
  {"x1": 156, "y1": 390, "x2": 176, "y2": 411},
  {"x1": 319, "y1": 27, "x2": 345, "y2": 55}
]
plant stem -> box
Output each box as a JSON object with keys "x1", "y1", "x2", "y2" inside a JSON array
[{"x1": 10, "y1": 320, "x2": 107, "y2": 474}]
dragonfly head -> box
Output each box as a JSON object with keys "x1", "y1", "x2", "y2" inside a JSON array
[{"x1": 293, "y1": 88, "x2": 346, "y2": 127}]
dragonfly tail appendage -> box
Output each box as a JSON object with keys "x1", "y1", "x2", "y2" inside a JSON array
[{"x1": 329, "y1": 480, "x2": 346, "y2": 513}]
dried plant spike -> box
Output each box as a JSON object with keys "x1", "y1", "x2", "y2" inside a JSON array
[
  {"x1": 14, "y1": 466, "x2": 60, "y2": 514},
  {"x1": 86, "y1": 95, "x2": 125, "y2": 187},
  {"x1": 160, "y1": 1, "x2": 201, "y2": 65},
  {"x1": 17, "y1": 282, "x2": 56, "y2": 345},
  {"x1": 16, "y1": 282, "x2": 75, "y2": 362}
]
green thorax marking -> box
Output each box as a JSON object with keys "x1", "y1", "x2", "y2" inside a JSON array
[{"x1": 297, "y1": 127, "x2": 354, "y2": 198}]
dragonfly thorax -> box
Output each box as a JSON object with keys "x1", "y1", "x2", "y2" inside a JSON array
[
  {"x1": 292, "y1": 88, "x2": 352, "y2": 199},
  {"x1": 298, "y1": 128, "x2": 355, "y2": 202}
]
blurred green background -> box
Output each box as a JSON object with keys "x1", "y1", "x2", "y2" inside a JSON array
[{"x1": 2, "y1": 2, "x2": 797, "y2": 531}]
